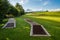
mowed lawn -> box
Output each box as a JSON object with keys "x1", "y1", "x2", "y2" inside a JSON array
[{"x1": 0, "y1": 12, "x2": 60, "y2": 40}]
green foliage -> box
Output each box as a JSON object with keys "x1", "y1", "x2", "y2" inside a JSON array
[
  {"x1": 15, "y1": 3, "x2": 25, "y2": 16},
  {"x1": 8, "y1": 6, "x2": 19, "y2": 17},
  {"x1": 0, "y1": 0, "x2": 25, "y2": 23},
  {"x1": 0, "y1": 0, "x2": 10, "y2": 23},
  {"x1": 0, "y1": 0, "x2": 10, "y2": 14},
  {"x1": 0, "y1": 13, "x2": 4, "y2": 23}
]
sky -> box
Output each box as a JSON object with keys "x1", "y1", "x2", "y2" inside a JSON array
[{"x1": 9, "y1": 0, "x2": 60, "y2": 11}]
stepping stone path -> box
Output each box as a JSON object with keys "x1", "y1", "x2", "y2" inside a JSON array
[
  {"x1": 2, "y1": 18, "x2": 16, "y2": 28},
  {"x1": 24, "y1": 18, "x2": 51, "y2": 36}
]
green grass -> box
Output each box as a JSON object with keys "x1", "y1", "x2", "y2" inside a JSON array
[
  {"x1": 0, "y1": 19, "x2": 8, "y2": 28},
  {"x1": 0, "y1": 12, "x2": 60, "y2": 40},
  {"x1": 27, "y1": 12, "x2": 60, "y2": 17}
]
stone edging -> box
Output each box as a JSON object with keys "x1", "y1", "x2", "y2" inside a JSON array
[
  {"x1": 24, "y1": 19, "x2": 51, "y2": 36},
  {"x1": 2, "y1": 18, "x2": 16, "y2": 28}
]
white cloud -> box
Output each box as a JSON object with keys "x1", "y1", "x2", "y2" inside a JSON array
[
  {"x1": 19, "y1": 0, "x2": 28, "y2": 5},
  {"x1": 39, "y1": 0, "x2": 50, "y2": 6},
  {"x1": 49, "y1": 9, "x2": 60, "y2": 11},
  {"x1": 9, "y1": 0, "x2": 29, "y2": 6},
  {"x1": 25, "y1": 8, "x2": 43, "y2": 12},
  {"x1": 19, "y1": 0, "x2": 24, "y2": 4},
  {"x1": 43, "y1": 1, "x2": 49, "y2": 6},
  {"x1": 30, "y1": 8, "x2": 43, "y2": 11}
]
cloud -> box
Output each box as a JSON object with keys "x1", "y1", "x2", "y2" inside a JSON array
[
  {"x1": 9, "y1": 0, "x2": 29, "y2": 5},
  {"x1": 49, "y1": 9, "x2": 60, "y2": 11},
  {"x1": 39, "y1": 0, "x2": 50, "y2": 6},
  {"x1": 25, "y1": 8, "x2": 43, "y2": 12},
  {"x1": 19, "y1": 0, "x2": 24, "y2": 4},
  {"x1": 30, "y1": 8, "x2": 43, "y2": 11},
  {"x1": 43, "y1": 1, "x2": 49, "y2": 6},
  {"x1": 19, "y1": 0, "x2": 28, "y2": 5}
]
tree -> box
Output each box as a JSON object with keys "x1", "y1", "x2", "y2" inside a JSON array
[
  {"x1": 0, "y1": 0, "x2": 10, "y2": 14},
  {"x1": 15, "y1": 3, "x2": 25, "y2": 16},
  {"x1": 0, "y1": 0, "x2": 10, "y2": 23},
  {"x1": 8, "y1": 6, "x2": 18, "y2": 17}
]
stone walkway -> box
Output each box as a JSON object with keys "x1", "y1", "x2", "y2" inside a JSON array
[{"x1": 2, "y1": 18, "x2": 16, "y2": 28}]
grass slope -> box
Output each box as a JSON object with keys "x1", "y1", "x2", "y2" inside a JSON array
[{"x1": 0, "y1": 12, "x2": 60, "y2": 40}]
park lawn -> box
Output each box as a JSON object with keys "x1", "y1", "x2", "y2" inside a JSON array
[
  {"x1": 0, "y1": 17, "x2": 51, "y2": 40},
  {"x1": 0, "y1": 12, "x2": 60, "y2": 40}
]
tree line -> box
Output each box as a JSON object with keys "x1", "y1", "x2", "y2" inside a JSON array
[{"x1": 0, "y1": 0, "x2": 25, "y2": 23}]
